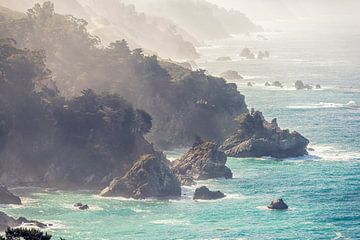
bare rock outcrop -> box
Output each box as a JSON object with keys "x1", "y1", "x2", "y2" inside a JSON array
[
  {"x1": 0, "y1": 212, "x2": 47, "y2": 231},
  {"x1": 0, "y1": 185, "x2": 21, "y2": 205},
  {"x1": 193, "y1": 186, "x2": 225, "y2": 200},
  {"x1": 100, "y1": 153, "x2": 181, "y2": 199}
]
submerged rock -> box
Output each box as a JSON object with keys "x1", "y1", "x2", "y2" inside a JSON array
[
  {"x1": 171, "y1": 141, "x2": 232, "y2": 186},
  {"x1": 0, "y1": 212, "x2": 47, "y2": 231},
  {"x1": 220, "y1": 70, "x2": 243, "y2": 80},
  {"x1": 193, "y1": 186, "x2": 225, "y2": 200},
  {"x1": 100, "y1": 153, "x2": 181, "y2": 199},
  {"x1": 220, "y1": 111, "x2": 309, "y2": 158},
  {"x1": 0, "y1": 185, "x2": 21, "y2": 205},
  {"x1": 268, "y1": 199, "x2": 288, "y2": 210}
]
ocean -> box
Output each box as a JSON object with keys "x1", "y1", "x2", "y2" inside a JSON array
[{"x1": 2, "y1": 18, "x2": 360, "y2": 239}]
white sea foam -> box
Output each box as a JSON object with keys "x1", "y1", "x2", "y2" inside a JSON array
[
  {"x1": 287, "y1": 101, "x2": 360, "y2": 110},
  {"x1": 63, "y1": 203, "x2": 103, "y2": 211},
  {"x1": 308, "y1": 144, "x2": 360, "y2": 162},
  {"x1": 256, "y1": 206, "x2": 297, "y2": 211},
  {"x1": 151, "y1": 219, "x2": 191, "y2": 226},
  {"x1": 131, "y1": 208, "x2": 151, "y2": 213}
]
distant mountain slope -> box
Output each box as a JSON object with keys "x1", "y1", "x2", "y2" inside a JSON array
[
  {"x1": 0, "y1": 0, "x2": 199, "y2": 60},
  {"x1": 123, "y1": 0, "x2": 263, "y2": 40}
]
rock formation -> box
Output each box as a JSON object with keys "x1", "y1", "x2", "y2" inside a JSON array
[
  {"x1": 0, "y1": 212, "x2": 47, "y2": 231},
  {"x1": 220, "y1": 111, "x2": 309, "y2": 158},
  {"x1": 100, "y1": 153, "x2": 181, "y2": 199},
  {"x1": 258, "y1": 51, "x2": 265, "y2": 60},
  {"x1": 272, "y1": 81, "x2": 283, "y2": 88},
  {"x1": 264, "y1": 51, "x2": 270, "y2": 58},
  {"x1": 0, "y1": 185, "x2": 21, "y2": 205},
  {"x1": 220, "y1": 70, "x2": 243, "y2": 80},
  {"x1": 240, "y1": 48, "x2": 251, "y2": 58},
  {"x1": 268, "y1": 199, "x2": 289, "y2": 210},
  {"x1": 315, "y1": 84, "x2": 321, "y2": 89},
  {"x1": 247, "y1": 53, "x2": 255, "y2": 59},
  {"x1": 295, "y1": 80, "x2": 313, "y2": 90},
  {"x1": 193, "y1": 186, "x2": 225, "y2": 200},
  {"x1": 74, "y1": 203, "x2": 89, "y2": 210},
  {"x1": 171, "y1": 141, "x2": 232, "y2": 186},
  {"x1": 247, "y1": 82, "x2": 253, "y2": 87},
  {"x1": 265, "y1": 82, "x2": 271, "y2": 87}
]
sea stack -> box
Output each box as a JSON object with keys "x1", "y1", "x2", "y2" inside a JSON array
[
  {"x1": 100, "y1": 153, "x2": 181, "y2": 199},
  {"x1": 220, "y1": 111, "x2": 309, "y2": 158},
  {"x1": 171, "y1": 141, "x2": 232, "y2": 186}
]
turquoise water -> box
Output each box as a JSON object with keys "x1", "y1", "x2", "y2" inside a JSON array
[{"x1": 2, "y1": 19, "x2": 360, "y2": 239}]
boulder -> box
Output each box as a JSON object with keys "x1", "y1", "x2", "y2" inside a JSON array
[
  {"x1": 193, "y1": 186, "x2": 225, "y2": 200},
  {"x1": 272, "y1": 81, "x2": 283, "y2": 88},
  {"x1": 171, "y1": 141, "x2": 232, "y2": 186},
  {"x1": 265, "y1": 82, "x2": 271, "y2": 87},
  {"x1": 247, "y1": 82, "x2": 253, "y2": 87},
  {"x1": 0, "y1": 185, "x2": 21, "y2": 205},
  {"x1": 268, "y1": 199, "x2": 288, "y2": 210},
  {"x1": 240, "y1": 48, "x2": 251, "y2": 58},
  {"x1": 315, "y1": 84, "x2": 321, "y2": 89},
  {"x1": 220, "y1": 111, "x2": 309, "y2": 158},
  {"x1": 216, "y1": 57, "x2": 232, "y2": 62},
  {"x1": 100, "y1": 153, "x2": 181, "y2": 199},
  {"x1": 220, "y1": 70, "x2": 243, "y2": 80},
  {"x1": 0, "y1": 212, "x2": 47, "y2": 231}
]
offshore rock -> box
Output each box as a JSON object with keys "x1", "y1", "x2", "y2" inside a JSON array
[
  {"x1": 171, "y1": 141, "x2": 232, "y2": 186},
  {"x1": 220, "y1": 70, "x2": 243, "y2": 80},
  {"x1": 220, "y1": 111, "x2": 309, "y2": 158},
  {"x1": 0, "y1": 212, "x2": 47, "y2": 231},
  {"x1": 100, "y1": 153, "x2": 181, "y2": 199},
  {"x1": 268, "y1": 199, "x2": 289, "y2": 210},
  {"x1": 193, "y1": 186, "x2": 225, "y2": 200}
]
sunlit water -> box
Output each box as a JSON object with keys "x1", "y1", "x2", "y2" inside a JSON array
[{"x1": 2, "y1": 19, "x2": 360, "y2": 239}]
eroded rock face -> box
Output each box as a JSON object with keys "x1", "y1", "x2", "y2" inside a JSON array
[
  {"x1": 0, "y1": 212, "x2": 47, "y2": 231},
  {"x1": 0, "y1": 185, "x2": 21, "y2": 205},
  {"x1": 193, "y1": 186, "x2": 225, "y2": 200},
  {"x1": 100, "y1": 153, "x2": 181, "y2": 199},
  {"x1": 268, "y1": 199, "x2": 288, "y2": 210},
  {"x1": 220, "y1": 111, "x2": 309, "y2": 158},
  {"x1": 171, "y1": 141, "x2": 232, "y2": 186}
]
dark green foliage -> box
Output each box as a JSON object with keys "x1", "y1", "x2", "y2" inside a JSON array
[{"x1": 0, "y1": 228, "x2": 64, "y2": 240}]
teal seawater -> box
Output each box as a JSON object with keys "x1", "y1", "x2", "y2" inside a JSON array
[{"x1": 1, "y1": 19, "x2": 360, "y2": 239}]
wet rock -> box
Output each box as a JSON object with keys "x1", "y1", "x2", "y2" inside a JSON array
[
  {"x1": 171, "y1": 141, "x2": 232, "y2": 186},
  {"x1": 315, "y1": 84, "x2": 321, "y2": 89},
  {"x1": 220, "y1": 70, "x2": 243, "y2": 80},
  {"x1": 268, "y1": 199, "x2": 288, "y2": 210},
  {"x1": 264, "y1": 51, "x2": 270, "y2": 58},
  {"x1": 0, "y1": 185, "x2": 21, "y2": 205},
  {"x1": 295, "y1": 80, "x2": 313, "y2": 90},
  {"x1": 193, "y1": 186, "x2": 225, "y2": 200},
  {"x1": 74, "y1": 203, "x2": 89, "y2": 210},
  {"x1": 220, "y1": 111, "x2": 309, "y2": 158},
  {"x1": 100, "y1": 153, "x2": 181, "y2": 199},
  {"x1": 247, "y1": 82, "x2": 253, "y2": 87},
  {"x1": 265, "y1": 82, "x2": 271, "y2": 87},
  {"x1": 0, "y1": 212, "x2": 47, "y2": 231}
]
